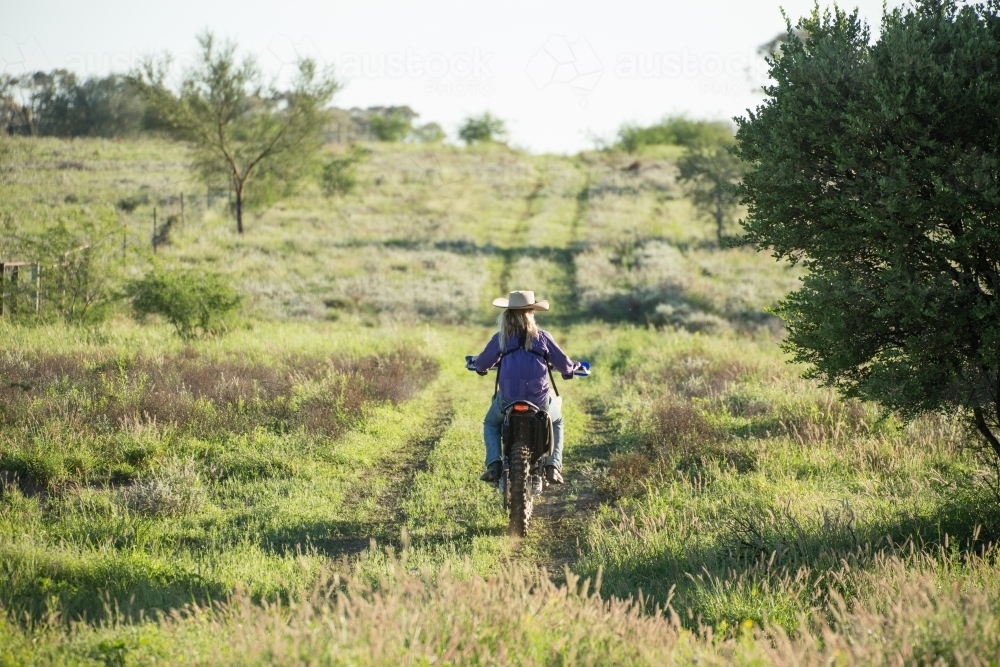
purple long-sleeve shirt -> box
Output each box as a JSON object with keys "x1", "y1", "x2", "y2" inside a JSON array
[{"x1": 474, "y1": 329, "x2": 577, "y2": 406}]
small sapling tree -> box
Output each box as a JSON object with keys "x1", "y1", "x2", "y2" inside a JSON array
[
  {"x1": 133, "y1": 32, "x2": 338, "y2": 234},
  {"x1": 677, "y1": 146, "x2": 745, "y2": 244},
  {"x1": 736, "y1": 3, "x2": 1000, "y2": 459}
]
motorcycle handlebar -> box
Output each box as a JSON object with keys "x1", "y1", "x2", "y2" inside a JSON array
[{"x1": 465, "y1": 356, "x2": 591, "y2": 377}]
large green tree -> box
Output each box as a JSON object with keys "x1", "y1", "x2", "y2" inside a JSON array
[
  {"x1": 134, "y1": 32, "x2": 338, "y2": 234},
  {"x1": 736, "y1": 1, "x2": 1000, "y2": 456}
]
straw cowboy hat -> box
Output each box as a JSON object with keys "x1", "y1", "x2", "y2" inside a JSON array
[{"x1": 492, "y1": 290, "x2": 550, "y2": 311}]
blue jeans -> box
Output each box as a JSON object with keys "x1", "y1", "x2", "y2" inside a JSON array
[{"x1": 484, "y1": 394, "x2": 564, "y2": 471}]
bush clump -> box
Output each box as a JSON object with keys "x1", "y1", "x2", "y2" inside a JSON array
[
  {"x1": 320, "y1": 146, "x2": 366, "y2": 197},
  {"x1": 458, "y1": 113, "x2": 505, "y2": 145},
  {"x1": 640, "y1": 395, "x2": 726, "y2": 459},
  {"x1": 617, "y1": 116, "x2": 733, "y2": 153},
  {"x1": 369, "y1": 112, "x2": 412, "y2": 142},
  {"x1": 126, "y1": 269, "x2": 241, "y2": 339}
]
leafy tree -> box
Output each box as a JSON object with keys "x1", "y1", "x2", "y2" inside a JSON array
[
  {"x1": 617, "y1": 116, "x2": 733, "y2": 153},
  {"x1": 458, "y1": 113, "x2": 505, "y2": 145},
  {"x1": 0, "y1": 72, "x2": 48, "y2": 136},
  {"x1": 677, "y1": 146, "x2": 745, "y2": 244},
  {"x1": 133, "y1": 32, "x2": 339, "y2": 234},
  {"x1": 735, "y1": 2, "x2": 1000, "y2": 458},
  {"x1": 369, "y1": 111, "x2": 411, "y2": 141},
  {"x1": 0, "y1": 71, "x2": 149, "y2": 137},
  {"x1": 126, "y1": 269, "x2": 241, "y2": 339}
]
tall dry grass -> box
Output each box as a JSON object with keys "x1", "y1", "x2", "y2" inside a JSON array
[
  {"x1": 5, "y1": 544, "x2": 998, "y2": 665},
  {"x1": 0, "y1": 347, "x2": 437, "y2": 491}
]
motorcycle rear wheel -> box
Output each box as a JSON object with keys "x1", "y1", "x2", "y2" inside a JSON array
[{"x1": 507, "y1": 443, "x2": 532, "y2": 537}]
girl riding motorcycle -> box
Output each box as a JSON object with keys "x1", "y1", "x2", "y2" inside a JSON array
[{"x1": 471, "y1": 290, "x2": 582, "y2": 485}]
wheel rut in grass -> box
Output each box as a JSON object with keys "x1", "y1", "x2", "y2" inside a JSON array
[
  {"x1": 498, "y1": 179, "x2": 545, "y2": 294},
  {"x1": 528, "y1": 399, "x2": 616, "y2": 577},
  {"x1": 371, "y1": 400, "x2": 456, "y2": 544},
  {"x1": 323, "y1": 397, "x2": 455, "y2": 557}
]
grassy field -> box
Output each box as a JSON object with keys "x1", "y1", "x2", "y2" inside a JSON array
[{"x1": 2, "y1": 136, "x2": 1000, "y2": 665}]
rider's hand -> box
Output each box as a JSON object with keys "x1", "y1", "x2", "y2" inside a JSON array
[{"x1": 561, "y1": 362, "x2": 582, "y2": 380}]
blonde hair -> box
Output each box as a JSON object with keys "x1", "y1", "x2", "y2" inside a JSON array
[{"x1": 498, "y1": 308, "x2": 540, "y2": 351}]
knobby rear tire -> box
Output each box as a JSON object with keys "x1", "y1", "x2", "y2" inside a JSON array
[{"x1": 508, "y1": 443, "x2": 531, "y2": 537}]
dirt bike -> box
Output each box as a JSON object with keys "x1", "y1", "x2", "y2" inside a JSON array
[{"x1": 466, "y1": 355, "x2": 591, "y2": 537}]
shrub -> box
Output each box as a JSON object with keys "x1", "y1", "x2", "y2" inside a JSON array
[
  {"x1": 617, "y1": 116, "x2": 733, "y2": 153},
  {"x1": 599, "y1": 450, "x2": 656, "y2": 500},
  {"x1": 116, "y1": 193, "x2": 149, "y2": 212},
  {"x1": 126, "y1": 269, "x2": 241, "y2": 339},
  {"x1": 320, "y1": 146, "x2": 366, "y2": 197},
  {"x1": 458, "y1": 113, "x2": 505, "y2": 145}
]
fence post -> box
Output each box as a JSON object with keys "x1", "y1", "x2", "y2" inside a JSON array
[
  {"x1": 30, "y1": 263, "x2": 39, "y2": 313},
  {"x1": 152, "y1": 207, "x2": 157, "y2": 252},
  {"x1": 9, "y1": 265, "x2": 18, "y2": 317}
]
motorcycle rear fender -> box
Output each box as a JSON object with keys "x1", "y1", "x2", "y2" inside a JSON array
[{"x1": 502, "y1": 406, "x2": 552, "y2": 462}]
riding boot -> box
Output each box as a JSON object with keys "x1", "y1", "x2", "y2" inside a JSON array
[
  {"x1": 545, "y1": 465, "x2": 564, "y2": 484},
  {"x1": 480, "y1": 461, "x2": 502, "y2": 483}
]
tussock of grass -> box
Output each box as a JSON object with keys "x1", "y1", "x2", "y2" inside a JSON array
[{"x1": 118, "y1": 458, "x2": 206, "y2": 518}]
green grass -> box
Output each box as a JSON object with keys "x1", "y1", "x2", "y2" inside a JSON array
[{"x1": 1, "y1": 136, "x2": 999, "y2": 664}]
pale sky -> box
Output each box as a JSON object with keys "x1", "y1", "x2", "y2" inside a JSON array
[{"x1": 3, "y1": 0, "x2": 901, "y2": 154}]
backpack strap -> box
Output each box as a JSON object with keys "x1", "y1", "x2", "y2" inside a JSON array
[
  {"x1": 493, "y1": 357, "x2": 501, "y2": 398},
  {"x1": 529, "y1": 333, "x2": 560, "y2": 398}
]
